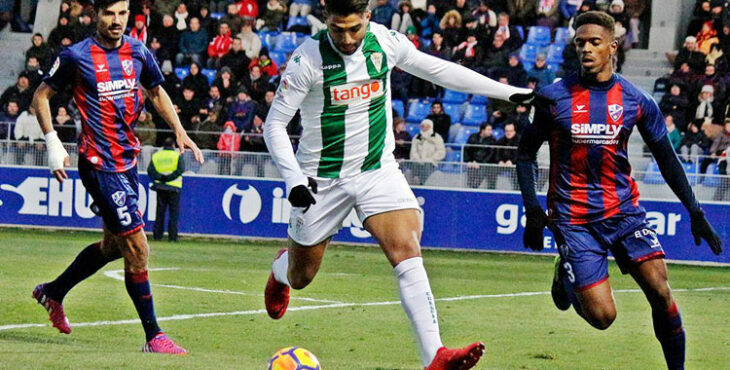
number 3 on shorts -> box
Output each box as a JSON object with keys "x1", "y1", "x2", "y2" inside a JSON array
[{"x1": 117, "y1": 206, "x2": 132, "y2": 226}]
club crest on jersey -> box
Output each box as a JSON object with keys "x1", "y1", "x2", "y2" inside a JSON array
[
  {"x1": 112, "y1": 191, "x2": 126, "y2": 207},
  {"x1": 330, "y1": 79, "x2": 385, "y2": 106},
  {"x1": 122, "y1": 60, "x2": 134, "y2": 76},
  {"x1": 608, "y1": 104, "x2": 623, "y2": 122},
  {"x1": 370, "y1": 52, "x2": 383, "y2": 73}
]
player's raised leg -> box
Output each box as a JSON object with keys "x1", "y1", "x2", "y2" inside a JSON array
[
  {"x1": 364, "y1": 209, "x2": 484, "y2": 369},
  {"x1": 33, "y1": 239, "x2": 121, "y2": 334},
  {"x1": 630, "y1": 258, "x2": 685, "y2": 370},
  {"x1": 266, "y1": 238, "x2": 329, "y2": 319}
]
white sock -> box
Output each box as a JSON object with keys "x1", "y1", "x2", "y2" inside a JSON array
[
  {"x1": 272, "y1": 250, "x2": 291, "y2": 287},
  {"x1": 394, "y1": 256, "x2": 443, "y2": 366}
]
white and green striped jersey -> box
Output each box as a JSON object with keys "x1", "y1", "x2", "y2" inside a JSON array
[{"x1": 265, "y1": 22, "x2": 532, "y2": 191}]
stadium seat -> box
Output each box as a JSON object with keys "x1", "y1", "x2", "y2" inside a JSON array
[
  {"x1": 643, "y1": 159, "x2": 664, "y2": 184},
  {"x1": 174, "y1": 67, "x2": 189, "y2": 81},
  {"x1": 470, "y1": 94, "x2": 488, "y2": 106},
  {"x1": 269, "y1": 51, "x2": 288, "y2": 67},
  {"x1": 405, "y1": 123, "x2": 421, "y2": 138},
  {"x1": 439, "y1": 150, "x2": 463, "y2": 173},
  {"x1": 546, "y1": 44, "x2": 564, "y2": 63},
  {"x1": 548, "y1": 63, "x2": 561, "y2": 72},
  {"x1": 702, "y1": 163, "x2": 722, "y2": 187},
  {"x1": 392, "y1": 99, "x2": 405, "y2": 117},
  {"x1": 210, "y1": 12, "x2": 224, "y2": 20},
  {"x1": 442, "y1": 89, "x2": 468, "y2": 104},
  {"x1": 515, "y1": 25, "x2": 525, "y2": 41},
  {"x1": 492, "y1": 127, "x2": 504, "y2": 141},
  {"x1": 406, "y1": 100, "x2": 431, "y2": 123},
  {"x1": 527, "y1": 26, "x2": 551, "y2": 46},
  {"x1": 453, "y1": 126, "x2": 478, "y2": 144},
  {"x1": 201, "y1": 68, "x2": 217, "y2": 85},
  {"x1": 554, "y1": 27, "x2": 571, "y2": 45},
  {"x1": 286, "y1": 16, "x2": 309, "y2": 31},
  {"x1": 442, "y1": 102, "x2": 463, "y2": 123},
  {"x1": 274, "y1": 32, "x2": 298, "y2": 53},
  {"x1": 682, "y1": 162, "x2": 700, "y2": 186},
  {"x1": 462, "y1": 104, "x2": 487, "y2": 126},
  {"x1": 519, "y1": 43, "x2": 539, "y2": 64},
  {"x1": 260, "y1": 31, "x2": 280, "y2": 50},
  {"x1": 421, "y1": 38, "x2": 432, "y2": 49}
]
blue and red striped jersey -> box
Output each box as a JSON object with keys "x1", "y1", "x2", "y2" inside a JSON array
[
  {"x1": 44, "y1": 36, "x2": 164, "y2": 172},
  {"x1": 525, "y1": 73, "x2": 667, "y2": 224}
]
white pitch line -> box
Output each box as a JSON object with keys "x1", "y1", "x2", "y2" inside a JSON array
[
  {"x1": 102, "y1": 268, "x2": 344, "y2": 304},
  {"x1": 3, "y1": 286, "x2": 729, "y2": 332}
]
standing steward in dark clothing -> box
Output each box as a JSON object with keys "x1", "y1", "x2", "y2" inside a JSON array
[{"x1": 148, "y1": 138, "x2": 184, "y2": 242}]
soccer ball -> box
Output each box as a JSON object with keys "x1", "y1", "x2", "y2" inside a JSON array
[{"x1": 268, "y1": 347, "x2": 321, "y2": 370}]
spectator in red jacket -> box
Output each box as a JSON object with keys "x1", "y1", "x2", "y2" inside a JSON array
[
  {"x1": 217, "y1": 121, "x2": 242, "y2": 175},
  {"x1": 249, "y1": 49, "x2": 278, "y2": 77},
  {"x1": 237, "y1": 0, "x2": 259, "y2": 20},
  {"x1": 207, "y1": 22, "x2": 232, "y2": 68}
]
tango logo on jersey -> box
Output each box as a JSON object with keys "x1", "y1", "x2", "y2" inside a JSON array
[
  {"x1": 608, "y1": 104, "x2": 623, "y2": 122},
  {"x1": 571, "y1": 123, "x2": 622, "y2": 144},
  {"x1": 330, "y1": 79, "x2": 384, "y2": 106}
]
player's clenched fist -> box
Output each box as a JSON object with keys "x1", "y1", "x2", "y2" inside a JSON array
[
  {"x1": 523, "y1": 207, "x2": 549, "y2": 251},
  {"x1": 288, "y1": 177, "x2": 318, "y2": 212}
]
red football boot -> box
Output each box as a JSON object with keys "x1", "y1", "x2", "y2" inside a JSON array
[
  {"x1": 142, "y1": 333, "x2": 187, "y2": 355},
  {"x1": 425, "y1": 342, "x2": 486, "y2": 370},
  {"x1": 32, "y1": 283, "x2": 71, "y2": 334},
  {"x1": 265, "y1": 249, "x2": 290, "y2": 319}
]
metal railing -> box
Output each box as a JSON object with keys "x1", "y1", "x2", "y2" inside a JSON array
[{"x1": 2, "y1": 141, "x2": 729, "y2": 203}]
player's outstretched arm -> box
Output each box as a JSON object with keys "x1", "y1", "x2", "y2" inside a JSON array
[
  {"x1": 395, "y1": 37, "x2": 533, "y2": 102},
  {"x1": 516, "y1": 122, "x2": 549, "y2": 251},
  {"x1": 645, "y1": 136, "x2": 723, "y2": 255},
  {"x1": 145, "y1": 85, "x2": 204, "y2": 164},
  {"x1": 32, "y1": 82, "x2": 70, "y2": 182}
]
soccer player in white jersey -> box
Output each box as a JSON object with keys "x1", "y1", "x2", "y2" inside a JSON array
[{"x1": 263, "y1": 1, "x2": 538, "y2": 368}]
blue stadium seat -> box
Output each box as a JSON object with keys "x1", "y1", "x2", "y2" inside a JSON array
[
  {"x1": 421, "y1": 38, "x2": 432, "y2": 49},
  {"x1": 702, "y1": 163, "x2": 722, "y2": 187},
  {"x1": 440, "y1": 150, "x2": 463, "y2": 173},
  {"x1": 470, "y1": 95, "x2": 488, "y2": 105},
  {"x1": 442, "y1": 103, "x2": 462, "y2": 123},
  {"x1": 643, "y1": 160, "x2": 664, "y2": 184},
  {"x1": 174, "y1": 67, "x2": 189, "y2": 81},
  {"x1": 682, "y1": 162, "x2": 700, "y2": 186},
  {"x1": 454, "y1": 126, "x2": 478, "y2": 144},
  {"x1": 442, "y1": 89, "x2": 468, "y2": 104},
  {"x1": 462, "y1": 104, "x2": 487, "y2": 126},
  {"x1": 546, "y1": 44, "x2": 564, "y2": 63},
  {"x1": 406, "y1": 100, "x2": 431, "y2": 123},
  {"x1": 201, "y1": 68, "x2": 217, "y2": 85},
  {"x1": 527, "y1": 26, "x2": 551, "y2": 46},
  {"x1": 274, "y1": 32, "x2": 298, "y2": 53},
  {"x1": 548, "y1": 63, "x2": 561, "y2": 72},
  {"x1": 554, "y1": 27, "x2": 571, "y2": 45},
  {"x1": 519, "y1": 43, "x2": 538, "y2": 64},
  {"x1": 492, "y1": 127, "x2": 504, "y2": 141},
  {"x1": 269, "y1": 51, "x2": 288, "y2": 67},
  {"x1": 515, "y1": 25, "x2": 525, "y2": 41},
  {"x1": 260, "y1": 31, "x2": 280, "y2": 50},
  {"x1": 405, "y1": 123, "x2": 421, "y2": 138},
  {"x1": 392, "y1": 99, "x2": 405, "y2": 117},
  {"x1": 210, "y1": 12, "x2": 224, "y2": 20},
  {"x1": 286, "y1": 16, "x2": 309, "y2": 31}
]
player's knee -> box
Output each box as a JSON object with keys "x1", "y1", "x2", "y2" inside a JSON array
[
  {"x1": 586, "y1": 309, "x2": 616, "y2": 330},
  {"x1": 384, "y1": 240, "x2": 421, "y2": 267}
]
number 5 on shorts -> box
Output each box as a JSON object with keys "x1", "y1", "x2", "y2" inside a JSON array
[{"x1": 117, "y1": 206, "x2": 132, "y2": 226}]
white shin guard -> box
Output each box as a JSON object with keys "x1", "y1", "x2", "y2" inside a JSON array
[{"x1": 394, "y1": 256, "x2": 443, "y2": 366}]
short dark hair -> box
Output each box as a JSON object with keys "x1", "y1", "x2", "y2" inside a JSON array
[
  {"x1": 324, "y1": 0, "x2": 370, "y2": 16},
  {"x1": 574, "y1": 11, "x2": 615, "y2": 34},
  {"x1": 93, "y1": 0, "x2": 128, "y2": 12},
  {"x1": 479, "y1": 122, "x2": 492, "y2": 131}
]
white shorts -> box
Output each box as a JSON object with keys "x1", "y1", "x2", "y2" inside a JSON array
[{"x1": 287, "y1": 166, "x2": 423, "y2": 246}]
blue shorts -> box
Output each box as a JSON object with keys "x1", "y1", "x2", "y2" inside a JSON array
[
  {"x1": 550, "y1": 213, "x2": 665, "y2": 292},
  {"x1": 78, "y1": 157, "x2": 145, "y2": 236}
]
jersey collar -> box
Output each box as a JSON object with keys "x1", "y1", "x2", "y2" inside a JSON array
[{"x1": 578, "y1": 72, "x2": 618, "y2": 91}]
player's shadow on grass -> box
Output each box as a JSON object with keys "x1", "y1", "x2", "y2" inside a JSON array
[{"x1": 0, "y1": 331, "x2": 79, "y2": 347}]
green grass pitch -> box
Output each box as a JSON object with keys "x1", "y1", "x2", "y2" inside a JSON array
[{"x1": 1, "y1": 228, "x2": 729, "y2": 369}]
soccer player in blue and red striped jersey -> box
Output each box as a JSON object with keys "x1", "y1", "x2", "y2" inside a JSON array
[
  {"x1": 31, "y1": 0, "x2": 203, "y2": 354},
  {"x1": 517, "y1": 12, "x2": 722, "y2": 370}
]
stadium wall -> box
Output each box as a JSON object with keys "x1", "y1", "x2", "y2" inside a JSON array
[{"x1": 1, "y1": 166, "x2": 728, "y2": 265}]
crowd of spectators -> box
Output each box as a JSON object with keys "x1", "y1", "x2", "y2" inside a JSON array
[{"x1": 0, "y1": 0, "x2": 662, "y2": 187}]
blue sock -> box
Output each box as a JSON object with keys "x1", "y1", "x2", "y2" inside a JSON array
[
  {"x1": 44, "y1": 242, "x2": 117, "y2": 302},
  {"x1": 652, "y1": 302, "x2": 685, "y2": 370},
  {"x1": 125, "y1": 271, "x2": 162, "y2": 341}
]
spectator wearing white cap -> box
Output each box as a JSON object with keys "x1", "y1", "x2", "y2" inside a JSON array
[
  {"x1": 409, "y1": 119, "x2": 445, "y2": 185},
  {"x1": 674, "y1": 35, "x2": 706, "y2": 74},
  {"x1": 694, "y1": 84, "x2": 717, "y2": 123}
]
